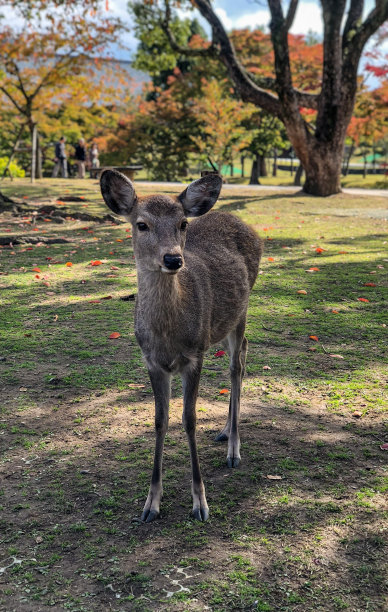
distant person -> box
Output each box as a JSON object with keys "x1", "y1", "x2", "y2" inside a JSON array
[
  {"x1": 52, "y1": 136, "x2": 67, "y2": 178},
  {"x1": 90, "y1": 143, "x2": 100, "y2": 170},
  {"x1": 75, "y1": 138, "x2": 87, "y2": 179}
]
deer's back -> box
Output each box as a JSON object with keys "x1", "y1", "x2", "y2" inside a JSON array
[{"x1": 186, "y1": 211, "x2": 262, "y2": 289}]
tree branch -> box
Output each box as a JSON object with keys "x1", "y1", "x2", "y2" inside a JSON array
[
  {"x1": 347, "y1": 0, "x2": 388, "y2": 56},
  {"x1": 285, "y1": 0, "x2": 299, "y2": 31},
  {"x1": 162, "y1": 0, "x2": 218, "y2": 56},
  {"x1": 0, "y1": 85, "x2": 25, "y2": 114}
]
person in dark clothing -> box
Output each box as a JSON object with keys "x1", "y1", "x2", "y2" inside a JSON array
[
  {"x1": 52, "y1": 136, "x2": 67, "y2": 178},
  {"x1": 75, "y1": 138, "x2": 87, "y2": 178}
]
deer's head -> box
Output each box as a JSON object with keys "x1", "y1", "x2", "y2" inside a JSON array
[{"x1": 100, "y1": 170, "x2": 222, "y2": 275}]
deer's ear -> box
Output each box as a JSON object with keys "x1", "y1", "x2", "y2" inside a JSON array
[
  {"x1": 177, "y1": 174, "x2": 222, "y2": 217},
  {"x1": 100, "y1": 169, "x2": 136, "y2": 216}
]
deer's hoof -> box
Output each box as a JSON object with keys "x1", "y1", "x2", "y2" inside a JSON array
[
  {"x1": 192, "y1": 506, "x2": 209, "y2": 522},
  {"x1": 215, "y1": 431, "x2": 228, "y2": 442},
  {"x1": 227, "y1": 456, "x2": 240, "y2": 468},
  {"x1": 140, "y1": 509, "x2": 160, "y2": 523}
]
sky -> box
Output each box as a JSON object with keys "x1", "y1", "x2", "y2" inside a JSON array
[{"x1": 108, "y1": 0, "x2": 382, "y2": 57}]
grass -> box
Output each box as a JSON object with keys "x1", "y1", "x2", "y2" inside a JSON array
[{"x1": 0, "y1": 177, "x2": 387, "y2": 611}]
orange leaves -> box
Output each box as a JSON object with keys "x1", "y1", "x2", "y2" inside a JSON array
[
  {"x1": 109, "y1": 332, "x2": 121, "y2": 339},
  {"x1": 267, "y1": 257, "x2": 275, "y2": 262},
  {"x1": 364, "y1": 282, "x2": 376, "y2": 287},
  {"x1": 306, "y1": 267, "x2": 320, "y2": 272},
  {"x1": 65, "y1": 262, "x2": 73, "y2": 267},
  {"x1": 309, "y1": 335, "x2": 319, "y2": 342},
  {"x1": 297, "y1": 290, "x2": 307, "y2": 295},
  {"x1": 332, "y1": 309, "x2": 339, "y2": 314},
  {"x1": 90, "y1": 260, "x2": 103, "y2": 266},
  {"x1": 315, "y1": 247, "x2": 325, "y2": 254},
  {"x1": 219, "y1": 389, "x2": 229, "y2": 395},
  {"x1": 32, "y1": 267, "x2": 41, "y2": 273},
  {"x1": 357, "y1": 298, "x2": 369, "y2": 303}
]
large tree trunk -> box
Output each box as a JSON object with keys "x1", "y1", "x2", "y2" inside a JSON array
[
  {"x1": 294, "y1": 163, "x2": 303, "y2": 186},
  {"x1": 302, "y1": 147, "x2": 342, "y2": 195},
  {"x1": 259, "y1": 154, "x2": 267, "y2": 177}
]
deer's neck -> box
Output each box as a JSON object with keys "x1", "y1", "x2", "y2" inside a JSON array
[{"x1": 136, "y1": 269, "x2": 185, "y2": 332}]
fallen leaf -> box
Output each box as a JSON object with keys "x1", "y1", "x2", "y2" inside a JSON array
[
  {"x1": 65, "y1": 262, "x2": 73, "y2": 267},
  {"x1": 128, "y1": 383, "x2": 145, "y2": 389},
  {"x1": 297, "y1": 290, "x2": 307, "y2": 295},
  {"x1": 219, "y1": 389, "x2": 229, "y2": 394},
  {"x1": 309, "y1": 267, "x2": 320, "y2": 271},
  {"x1": 380, "y1": 443, "x2": 388, "y2": 451},
  {"x1": 329, "y1": 354, "x2": 344, "y2": 359},
  {"x1": 364, "y1": 283, "x2": 376, "y2": 287},
  {"x1": 35, "y1": 274, "x2": 40, "y2": 279},
  {"x1": 101, "y1": 295, "x2": 113, "y2": 300},
  {"x1": 32, "y1": 267, "x2": 41, "y2": 273},
  {"x1": 214, "y1": 350, "x2": 226, "y2": 357},
  {"x1": 315, "y1": 247, "x2": 325, "y2": 253},
  {"x1": 357, "y1": 298, "x2": 369, "y2": 303},
  {"x1": 89, "y1": 300, "x2": 101, "y2": 304},
  {"x1": 53, "y1": 315, "x2": 58, "y2": 322},
  {"x1": 332, "y1": 309, "x2": 339, "y2": 314},
  {"x1": 267, "y1": 257, "x2": 274, "y2": 262},
  {"x1": 263, "y1": 365, "x2": 271, "y2": 370},
  {"x1": 352, "y1": 411, "x2": 362, "y2": 418},
  {"x1": 116, "y1": 239, "x2": 123, "y2": 242},
  {"x1": 309, "y1": 335, "x2": 319, "y2": 341},
  {"x1": 267, "y1": 475, "x2": 282, "y2": 480},
  {"x1": 109, "y1": 332, "x2": 121, "y2": 339},
  {"x1": 110, "y1": 266, "x2": 119, "y2": 270},
  {"x1": 90, "y1": 260, "x2": 102, "y2": 266},
  {"x1": 338, "y1": 250, "x2": 348, "y2": 254}
]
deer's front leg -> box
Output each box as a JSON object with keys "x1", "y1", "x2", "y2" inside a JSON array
[
  {"x1": 141, "y1": 367, "x2": 171, "y2": 523},
  {"x1": 182, "y1": 358, "x2": 209, "y2": 522}
]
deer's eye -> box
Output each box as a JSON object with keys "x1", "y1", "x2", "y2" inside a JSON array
[
  {"x1": 137, "y1": 222, "x2": 149, "y2": 232},
  {"x1": 180, "y1": 220, "x2": 188, "y2": 231}
]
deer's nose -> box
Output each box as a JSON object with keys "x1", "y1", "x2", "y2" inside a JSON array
[{"x1": 163, "y1": 254, "x2": 183, "y2": 270}]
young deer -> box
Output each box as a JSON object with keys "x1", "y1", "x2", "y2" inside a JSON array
[{"x1": 100, "y1": 170, "x2": 262, "y2": 522}]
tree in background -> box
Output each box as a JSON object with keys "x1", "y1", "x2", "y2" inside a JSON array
[
  {"x1": 0, "y1": 0, "x2": 126, "y2": 180},
  {"x1": 152, "y1": 0, "x2": 388, "y2": 196}
]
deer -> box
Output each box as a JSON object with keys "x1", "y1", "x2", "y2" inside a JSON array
[{"x1": 100, "y1": 170, "x2": 262, "y2": 522}]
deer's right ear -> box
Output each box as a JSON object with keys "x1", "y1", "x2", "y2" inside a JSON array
[{"x1": 100, "y1": 169, "x2": 136, "y2": 216}]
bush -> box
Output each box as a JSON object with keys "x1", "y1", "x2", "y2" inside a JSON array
[{"x1": 0, "y1": 157, "x2": 25, "y2": 178}]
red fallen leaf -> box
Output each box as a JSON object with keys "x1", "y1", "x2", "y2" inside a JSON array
[
  {"x1": 332, "y1": 309, "x2": 339, "y2": 314},
  {"x1": 116, "y1": 239, "x2": 123, "y2": 242},
  {"x1": 65, "y1": 262, "x2": 73, "y2": 267},
  {"x1": 309, "y1": 267, "x2": 320, "y2": 271},
  {"x1": 309, "y1": 335, "x2": 319, "y2": 341},
  {"x1": 338, "y1": 250, "x2": 348, "y2": 254},
  {"x1": 101, "y1": 295, "x2": 113, "y2": 300},
  {"x1": 51, "y1": 261, "x2": 63, "y2": 265},
  {"x1": 297, "y1": 290, "x2": 307, "y2": 295},
  {"x1": 23, "y1": 195, "x2": 28, "y2": 199},
  {"x1": 364, "y1": 283, "x2": 376, "y2": 287},
  {"x1": 109, "y1": 332, "x2": 121, "y2": 339},
  {"x1": 125, "y1": 229, "x2": 131, "y2": 232},
  {"x1": 90, "y1": 260, "x2": 102, "y2": 266},
  {"x1": 32, "y1": 267, "x2": 41, "y2": 273},
  {"x1": 267, "y1": 257, "x2": 274, "y2": 262},
  {"x1": 110, "y1": 266, "x2": 119, "y2": 270},
  {"x1": 315, "y1": 247, "x2": 325, "y2": 253},
  {"x1": 109, "y1": 251, "x2": 114, "y2": 255},
  {"x1": 89, "y1": 300, "x2": 101, "y2": 303},
  {"x1": 380, "y1": 443, "x2": 388, "y2": 450},
  {"x1": 214, "y1": 350, "x2": 226, "y2": 357},
  {"x1": 46, "y1": 257, "x2": 52, "y2": 261},
  {"x1": 43, "y1": 282, "x2": 50, "y2": 287},
  {"x1": 357, "y1": 298, "x2": 369, "y2": 303},
  {"x1": 219, "y1": 388, "x2": 229, "y2": 394},
  {"x1": 35, "y1": 274, "x2": 40, "y2": 279}
]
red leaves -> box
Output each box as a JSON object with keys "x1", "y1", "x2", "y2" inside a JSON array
[
  {"x1": 309, "y1": 335, "x2": 319, "y2": 342},
  {"x1": 214, "y1": 350, "x2": 226, "y2": 357},
  {"x1": 219, "y1": 389, "x2": 229, "y2": 395},
  {"x1": 90, "y1": 260, "x2": 102, "y2": 266},
  {"x1": 32, "y1": 267, "x2": 41, "y2": 272},
  {"x1": 357, "y1": 298, "x2": 369, "y2": 303},
  {"x1": 364, "y1": 283, "x2": 376, "y2": 287},
  {"x1": 109, "y1": 332, "x2": 121, "y2": 339},
  {"x1": 65, "y1": 262, "x2": 73, "y2": 267},
  {"x1": 315, "y1": 247, "x2": 325, "y2": 254}
]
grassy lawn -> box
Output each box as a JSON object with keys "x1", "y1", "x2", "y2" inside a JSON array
[{"x1": 0, "y1": 177, "x2": 387, "y2": 611}]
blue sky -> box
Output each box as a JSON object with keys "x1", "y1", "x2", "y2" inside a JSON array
[{"x1": 109, "y1": 0, "x2": 382, "y2": 56}]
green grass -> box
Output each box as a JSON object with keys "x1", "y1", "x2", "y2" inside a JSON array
[{"x1": 0, "y1": 177, "x2": 387, "y2": 611}]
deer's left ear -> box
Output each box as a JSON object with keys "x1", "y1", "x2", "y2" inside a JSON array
[{"x1": 177, "y1": 174, "x2": 222, "y2": 217}]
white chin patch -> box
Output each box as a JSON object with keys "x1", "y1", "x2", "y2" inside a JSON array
[{"x1": 161, "y1": 266, "x2": 178, "y2": 274}]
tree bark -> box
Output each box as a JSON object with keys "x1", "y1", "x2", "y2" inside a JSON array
[
  {"x1": 259, "y1": 155, "x2": 267, "y2": 177},
  {"x1": 250, "y1": 156, "x2": 261, "y2": 184},
  {"x1": 294, "y1": 163, "x2": 303, "y2": 186}
]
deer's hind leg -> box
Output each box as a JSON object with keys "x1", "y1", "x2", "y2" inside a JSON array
[{"x1": 215, "y1": 320, "x2": 247, "y2": 468}]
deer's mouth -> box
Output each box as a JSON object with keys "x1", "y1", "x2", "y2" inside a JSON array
[{"x1": 160, "y1": 266, "x2": 180, "y2": 275}]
